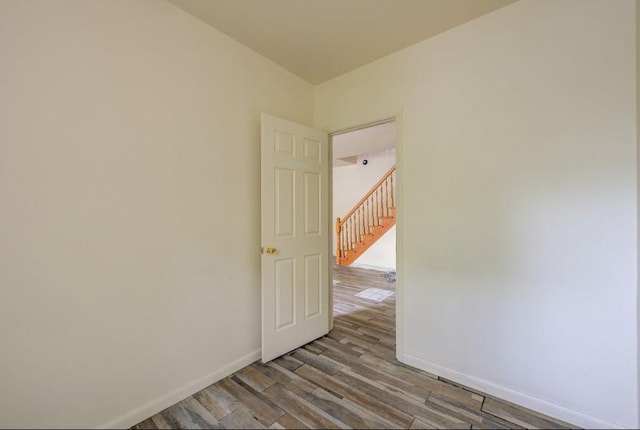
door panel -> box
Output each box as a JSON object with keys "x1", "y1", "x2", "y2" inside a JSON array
[
  {"x1": 274, "y1": 258, "x2": 295, "y2": 330},
  {"x1": 304, "y1": 172, "x2": 321, "y2": 235},
  {"x1": 261, "y1": 114, "x2": 329, "y2": 362},
  {"x1": 275, "y1": 168, "x2": 295, "y2": 238},
  {"x1": 304, "y1": 254, "x2": 321, "y2": 319}
]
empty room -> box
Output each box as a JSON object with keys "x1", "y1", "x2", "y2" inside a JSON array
[{"x1": 1, "y1": 0, "x2": 639, "y2": 429}]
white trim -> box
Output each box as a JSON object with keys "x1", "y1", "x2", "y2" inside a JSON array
[
  {"x1": 635, "y1": 1, "x2": 640, "y2": 426},
  {"x1": 402, "y1": 353, "x2": 627, "y2": 430},
  {"x1": 329, "y1": 117, "x2": 395, "y2": 137},
  {"x1": 328, "y1": 132, "x2": 334, "y2": 331},
  {"x1": 394, "y1": 109, "x2": 404, "y2": 362},
  {"x1": 98, "y1": 348, "x2": 261, "y2": 429}
]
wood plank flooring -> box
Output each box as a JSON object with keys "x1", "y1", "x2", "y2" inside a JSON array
[{"x1": 132, "y1": 265, "x2": 577, "y2": 429}]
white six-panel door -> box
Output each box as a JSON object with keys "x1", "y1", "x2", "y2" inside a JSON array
[{"x1": 261, "y1": 114, "x2": 329, "y2": 362}]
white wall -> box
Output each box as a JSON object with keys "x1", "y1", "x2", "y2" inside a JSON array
[
  {"x1": 0, "y1": 1, "x2": 313, "y2": 428},
  {"x1": 351, "y1": 225, "x2": 396, "y2": 271},
  {"x1": 316, "y1": 0, "x2": 638, "y2": 428},
  {"x1": 333, "y1": 148, "x2": 396, "y2": 270}
]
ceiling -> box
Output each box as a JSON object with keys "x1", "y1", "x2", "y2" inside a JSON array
[
  {"x1": 333, "y1": 121, "x2": 395, "y2": 166},
  {"x1": 167, "y1": 0, "x2": 516, "y2": 84}
]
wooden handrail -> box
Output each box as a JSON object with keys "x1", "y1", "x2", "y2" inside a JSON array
[
  {"x1": 336, "y1": 165, "x2": 396, "y2": 265},
  {"x1": 338, "y1": 165, "x2": 396, "y2": 228}
]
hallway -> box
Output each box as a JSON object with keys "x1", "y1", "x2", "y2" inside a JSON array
[{"x1": 133, "y1": 266, "x2": 573, "y2": 429}]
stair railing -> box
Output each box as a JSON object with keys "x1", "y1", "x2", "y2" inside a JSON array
[{"x1": 336, "y1": 165, "x2": 396, "y2": 264}]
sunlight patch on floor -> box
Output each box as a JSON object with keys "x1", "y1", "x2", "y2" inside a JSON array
[{"x1": 355, "y1": 287, "x2": 394, "y2": 302}]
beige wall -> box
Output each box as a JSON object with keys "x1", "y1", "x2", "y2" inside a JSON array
[
  {"x1": 316, "y1": 0, "x2": 638, "y2": 427},
  {"x1": 0, "y1": 1, "x2": 313, "y2": 428}
]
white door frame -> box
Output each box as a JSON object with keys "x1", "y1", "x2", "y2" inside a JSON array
[{"x1": 327, "y1": 113, "x2": 404, "y2": 361}]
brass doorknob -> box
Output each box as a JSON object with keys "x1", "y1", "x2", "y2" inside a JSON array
[{"x1": 265, "y1": 246, "x2": 277, "y2": 255}]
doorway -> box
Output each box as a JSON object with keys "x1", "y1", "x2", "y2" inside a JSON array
[{"x1": 329, "y1": 120, "x2": 397, "y2": 351}]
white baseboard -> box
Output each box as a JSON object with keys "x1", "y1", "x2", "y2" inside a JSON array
[
  {"x1": 99, "y1": 348, "x2": 261, "y2": 429},
  {"x1": 350, "y1": 262, "x2": 396, "y2": 272},
  {"x1": 401, "y1": 353, "x2": 625, "y2": 430}
]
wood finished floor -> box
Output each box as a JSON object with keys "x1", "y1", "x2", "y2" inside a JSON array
[{"x1": 133, "y1": 265, "x2": 576, "y2": 429}]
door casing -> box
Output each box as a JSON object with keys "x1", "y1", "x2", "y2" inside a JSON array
[{"x1": 327, "y1": 112, "x2": 403, "y2": 361}]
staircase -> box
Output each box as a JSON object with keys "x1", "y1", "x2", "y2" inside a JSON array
[{"x1": 336, "y1": 165, "x2": 396, "y2": 266}]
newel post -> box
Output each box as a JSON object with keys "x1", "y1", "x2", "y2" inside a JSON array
[{"x1": 335, "y1": 218, "x2": 341, "y2": 264}]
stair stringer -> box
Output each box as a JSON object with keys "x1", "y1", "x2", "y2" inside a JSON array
[{"x1": 338, "y1": 208, "x2": 395, "y2": 266}]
